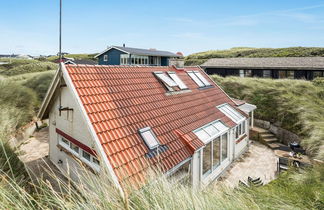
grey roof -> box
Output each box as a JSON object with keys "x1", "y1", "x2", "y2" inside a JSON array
[
  {"x1": 202, "y1": 57, "x2": 324, "y2": 70},
  {"x1": 73, "y1": 59, "x2": 97, "y2": 65},
  {"x1": 95, "y1": 46, "x2": 181, "y2": 58}
]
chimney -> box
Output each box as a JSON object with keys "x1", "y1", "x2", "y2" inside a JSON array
[{"x1": 169, "y1": 51, "x2": 185, "y2": 68}]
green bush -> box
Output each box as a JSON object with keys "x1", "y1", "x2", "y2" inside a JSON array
[{"x1": 312, "y1": 77, "x2": 324, "y2": 87}]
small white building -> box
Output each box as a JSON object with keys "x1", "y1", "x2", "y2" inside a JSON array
[{"x1": 38, "y1": 63, "x2": 256, "y2": 190}]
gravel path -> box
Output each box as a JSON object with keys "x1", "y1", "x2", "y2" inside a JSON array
[{"x1": 216, "y1": 141, "x2": 278, "y2": 188}]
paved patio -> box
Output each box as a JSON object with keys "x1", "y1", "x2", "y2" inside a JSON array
[{"x1": 216, "y1": 141, "x2": 278, "y2": 188}]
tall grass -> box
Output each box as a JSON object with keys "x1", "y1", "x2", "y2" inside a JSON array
[
  {"x1": 212, "y1": 75, "x2": 324, "y2": 160},
  {"x1": 0, "y1": 62, "x2": 57, "y2": 76}
]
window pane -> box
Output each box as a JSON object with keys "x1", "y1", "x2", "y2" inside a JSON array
[
  {"x1": 169, "y1": 160, "x2": 191, "y2": 184},
  {"x1": 61, "y1": 137, "x2": 69, "y2": 146},
  {"x1": 314, "y1": 71, "x2": 323, "y2": 78},
  {"x1": 188, "y1": 71, "x2": 205, "y2": 87},
  {"x1": 194, "y1": 129, "x2": 210, "y2": 143},
  {"x1": 235, "y1": 127, "x2": 239, "y2": 139},
  {"x1": 168, "y1": 72, "x2": 188, "y2": 89},
  {"x1": 203, "y1": 125, "x2": 218, "y2": 137},
  {"x1": 287, "y1": 71, "x2": 294, "y2": 79},
  {"x1": 194, "y1": 72, "x2": 211, "y2": 86},
  {"x1": 92, "y1": 157, "x2": 100, "y2": 165},
  {"x1": 141, "y1": 129, "x2": 159, "y2": 149},
  {"x1": 221, "y1": 134, "x2": 228, "y2": 161},
  {"x1": 213, "y1": 137, "x2": 220, "y2": 168},
  {"x1": 279, "y1": 71, "x2": 286, "y2": 78},
  {"x1": 154, "y1": 72, "x2": 178, "y2": 87},
  {"x1": 263, "y1": 70, "x2": 271, "y2": 78},
  {"x1": 245, "y1": 70, "x2": 252, "y2": 77},
  {"x1": 70, "y1": 143, "x2": 79, "y2": 154},
  {"x1": 242, "y1": 122, "x2": 246, "y2": 134},
  {"x1": 82, "y1": 151, "x2": 91, "y2": 161},
  {"x1": 203, "y1": 142, "x2": 212, "y2": 175}
]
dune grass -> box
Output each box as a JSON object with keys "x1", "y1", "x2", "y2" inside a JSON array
[
  {"x1": 0, "y1": 61, "x2": 57, "y2": 76},
  {"x1": 46, "y1": 53, "x2": 98, "y2": 62},
  {"x1": 212, "y1": 75, "x2": 324, "y2": 160}
]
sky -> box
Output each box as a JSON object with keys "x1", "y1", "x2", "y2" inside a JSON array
[{"x1": 1, "y1": 0, "x2": 324, "y2": 56}]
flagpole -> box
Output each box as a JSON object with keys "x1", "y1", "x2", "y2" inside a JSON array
[{"x1": 59, "y1": 0, "x2": 62, "y2": 61}]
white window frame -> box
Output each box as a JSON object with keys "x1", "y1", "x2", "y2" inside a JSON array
[
  {"x1": 187, "y1": 71, "x2": 211, "y2": 88},
  {"x1": 58, "y1": 135, "x2": 100, "y2": 171},
  {"x1": 201, "y1": 131, "x2": 229, "y2": 179},
  {"x1": 139, "y1": 127, "x2": 160, "y2": 150},
  {"x1": 167, "y1": 72, "x2": 188, "y2": 90},
  {"x1": 103, "y1": 54, "x2": 108, "y2": 62},
  {"x1": 217, "y1": 103, "x2": 246, "y2": 124}
]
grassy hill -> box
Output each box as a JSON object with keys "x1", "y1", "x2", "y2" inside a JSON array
[
  {"x1": 185, "y1": 47, "x2": 324, "y2": 65},
  {"x1": 45, "y1": 53, "x2": 98, "y2": 62},
  {"x1": 212, "y1": 75, "x2": 324, "y2": 160}
]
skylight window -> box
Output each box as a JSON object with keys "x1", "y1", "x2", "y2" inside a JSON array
[
  {"x1": 154, "y1": 71, "x2": 188, "y2": 92},
  {"x1": 139, "y1": 127, "x2": 160, "y2": 149},
  {"x1": 187, "y1": 71, "x2": 212, "y2": 88},
  {"x1": 168, "y1": 72, "x2": 188, "y2": 89},
  {"x1": 217, "y1": 104, "x2": 245, "y2": 124},
  {"x1": 193, "y1": 120, "x2": 229, "y2": 144}
]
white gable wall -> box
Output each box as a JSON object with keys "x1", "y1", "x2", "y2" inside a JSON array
[{"x1": 48, "y1": 83, "x2": 98, "y2": 181}]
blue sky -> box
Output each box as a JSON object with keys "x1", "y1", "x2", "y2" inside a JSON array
[{"x1": 1, "y1": 0, "x2": 324, "y2": 55}]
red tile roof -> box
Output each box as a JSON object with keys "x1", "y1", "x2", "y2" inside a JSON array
[{"x1": 64, "y1": 64, "x2": 238, "y2": 186}]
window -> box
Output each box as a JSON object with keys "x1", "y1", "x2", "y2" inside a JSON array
[
  {"x1": 168, "y1": 72, "x2": 188, "y2": 89},
  {"x1": 194, "y1": 120, "x2": 229, "y2": 144},
  {"x1": 70, "y1": 142, "x2": 79, "y2": 154},
  {"x1": 187, "y1": 71, "x2": 211, "y2": 88},
  {"x1": 60, "y1": 137, "x2": 69, "y2": 146},
  {"x1": 201, "y1": 131, "x2": 229, "y2": 177},
  {"x1": 313, "y1": 71, "x2": 323, "y2": 78},
  {"x1": 235, "y1": 121, "x2": 246, "y2": 139},
  {"x1": 58, "y1": 135, "x2": 100, "y2": 171},
  {"x1": 221, "y1": 134, "x2": 228, "y2": 160},
  {"x1": 120, "y1": 54, "x2": 129, "y2": 65},
  {"x1": 263, "y1": 70, "x2": 271, "y2": 78},
  {"x1": 82, "y1": 150, "x2": 91, "y2": 162},
  {"x1": 217, "y1": 103, "x2": 245, "y2": 124},
  {"x1": 203, "y1": 142, "x2": 212, "y2": 175},
  {"x1": 103, "y1": 55, "x2": 108, "y2": 62},
  {"x1": 212, "y1": 137, "x2": 220, "y2": 169},
  {"x1": 169, "y1": 159, "x2": 191, "y2": 184},
  {"x1": 244, "y1": 70, "x2": 253, "y2": 77},
  {"x1": 279, "y1": 71, "x2": 287, "y2": 78},
  {"x1": 154, "y1": 71, "x2": 188, "y2": 92},
  {"x1": 239, "y1": 70, "x2": 244, "y2": 77},
  {"x1": 139, "y1": 127, "x2": 160, "y2": 149},
  {"x1": 92, "y1": 157, "x2": 100, "y2": 166},
  {"x1": 287, "y1": 71, "x2": 294, "y2": 79}
]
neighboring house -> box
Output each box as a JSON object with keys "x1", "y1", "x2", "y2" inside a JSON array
[
  {"x1": 37, "y1": 63, "x2": 256, "y2": 191},
  {"x1": 0, "y1": 54, "x2": 33, "y2": 59},
  {"x1": 95, "y1": 45, "x2": 182, "y2": 66},
  {"x1": 202, "y1": 57, "x2": 324, "y2": 80},
  {"x1": 64, "y1": 59, "x2": 97, "y2": 65}
]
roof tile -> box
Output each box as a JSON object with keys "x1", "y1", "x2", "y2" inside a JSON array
[{"x1": 65, "y1": 64, "x2": 239, "y2": 186}]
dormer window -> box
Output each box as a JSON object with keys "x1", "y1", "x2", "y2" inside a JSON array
[
  {"x1": 139, "y1": 127, "x2": 160, "y2": 149},
  {"x1": 187, "y1": 71, "x2": 211, "y2": 88},
  {"x1": 154, "y1": 71, "x2": 188, "y2": 92}
]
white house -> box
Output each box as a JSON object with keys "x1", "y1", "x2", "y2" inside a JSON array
[{"x1": 38, "y1": 63, "x2": 256, "y2": 190}]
